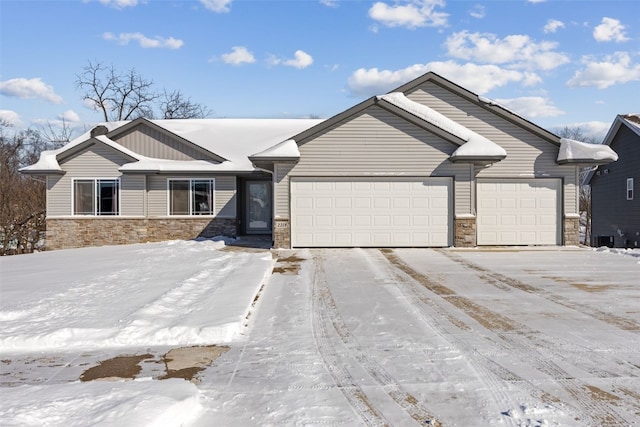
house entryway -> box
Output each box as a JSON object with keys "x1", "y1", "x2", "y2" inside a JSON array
[{"x1": 244, "y1": 180, "x2": 272, "y2": 235}]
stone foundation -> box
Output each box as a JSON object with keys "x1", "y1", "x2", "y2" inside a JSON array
[
  {"x1": 454, "y1": 217, "x2": 476, "y2": 247},
  {"x1": 46, "y1": 217, "x2": 238, "y2": 250},
  {"x1": 273, "y1": 218, "x2": 291, "y2": 249},
  {"x1": 563, "y1": 216, "x2": 580, "y2": 246}
]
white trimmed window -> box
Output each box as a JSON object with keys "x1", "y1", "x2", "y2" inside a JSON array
[
  {"x1": 628, "y1": 178, "x2": 634, "y2": 200},
  {"x1": 73, "y1": 179, "x2": 120, "y2": 215},
  {"x1": 168, "y1": 179, "x2": 215, "y2": 215}
]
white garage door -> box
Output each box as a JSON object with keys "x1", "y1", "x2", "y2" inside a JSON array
[
  {"x1": 477, "y1": 179, "x2": 560, "y2": 245},
  {"x1": 291, "y1": 177, "x2": 451, "y2": 247}
]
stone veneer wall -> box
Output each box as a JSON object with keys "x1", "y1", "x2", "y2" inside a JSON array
[
  {"x1": 563, "y1": 216, "x2": 580, "y2": 246},
  {"x1": 46, "y1": 218, "x2": 238, "y2": 250},
  {"x1": 454, "y1": 217, "x2": 476, "y2": 247},
  {"x1": 273, "y1": 218, "x2": 291, "y2": 249}
]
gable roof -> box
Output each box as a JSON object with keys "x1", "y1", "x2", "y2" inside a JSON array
[
  {"x1": 21, "y1": 118, "x2": 323, "y2": 175},
  {"x1": 585, "y1": 113, "x2": 640, "y2": 184},
  {"x1": 287, "y1": 71, "x2": 558, "y2": 162}
]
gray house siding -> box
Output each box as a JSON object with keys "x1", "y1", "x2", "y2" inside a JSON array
[
  {"x1": 115, "y1": 125, "x2": 216, "y2": 161},
  {"x1": 406, "y1": 82, "x2": 578, "y2": 216},
  {"x1": 591, "y1": 125, "x2": 640, "y2": 248},
  {"x1": 278, "y1": 106, "x2": 470, "y2": 218},
  {"x1": 47, "y1": 143, "x2": 135, "y2": 217}
]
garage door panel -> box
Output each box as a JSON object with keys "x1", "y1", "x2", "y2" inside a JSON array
[
  {"x1": 477, "y1": 179, "x2": 559, "y2": 245},
  {"x1": 291, "y1": 178, "x2": 451, "y2": 247}
]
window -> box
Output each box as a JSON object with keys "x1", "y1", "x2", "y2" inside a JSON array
[
  {"x1": 168, "y1": 179, "x2": 215, "y2": 215},
  {"x1": 628, "y1": 178, "x2": 634, "y2": 200},
  {"x1": 73, "y1": 179, "x2": 119, "y2": 215}
]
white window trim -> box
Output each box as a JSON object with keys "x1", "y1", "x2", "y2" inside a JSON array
[
  {"x1": 166, "y1": 178, "x2": 216, "y2": 216},
  {"x1": 627, "y1": 178, "x2": 634, "y2": 201},
  {"x1": 71, "y1": 177, "x2": 121, "y2": 216}
]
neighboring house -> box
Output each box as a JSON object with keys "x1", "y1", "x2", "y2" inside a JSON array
[
  {"x1": 586, "y1": 114, "x2": 640, "y2": 248},
  {"x1": 21, "y1": 72, "x2": 616, "y2": 250}
]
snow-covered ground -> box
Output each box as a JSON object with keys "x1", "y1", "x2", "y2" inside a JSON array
[{"x1": 1, "y1": 242, "x2": 639, "y2": 426}]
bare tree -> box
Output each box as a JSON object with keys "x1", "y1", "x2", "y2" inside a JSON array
[
  {"x1": 76, "y1": 61, "x2": 211, "y2": 121},
  {"x1": 555, "y1": 126, "x2": 601, "y2": 245},
  {"x1": 160, "y1": 89, "x2": 212, "y2": 119},
  {"x1": 76, "y1": 61, "x2": 159, "y2": 121},
  {"x1": 0, "y1": 121, "x2": 48, "y2": 255},
  {"x1": 39, "y1": 118, "x2": 76, "y2": 149}
]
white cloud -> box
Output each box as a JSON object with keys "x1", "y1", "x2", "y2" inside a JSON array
[
  {"x1": 527, "y1": 0, "x2": 546, "y2": 3},
  {"x1": 103, "y1": 32, "x2": 183, "y2": 49},
  {"x1": 567, "y1": 52, "x2": 640, "y2": 89},
  {"x1": 593, "y1": 17, "x2": 629, "y2": 42},
  {"x1": 0, "y1": 77, "x2": 63, "y2": 104},
  {"x1": 494, "y1": 96, "x2": 564, "y2": 118},
  {"x1": 58, "y1": 110, "x2": 80, "y2": 123},
  {"x1": 97, "y1": 0, "x2": 140, "y2": 9},
  {"x1": 270, "y1": 50, "x2": 314, "y2": 69},
  {"x1": 320, "y1": 0, "x2": 339, "y2": 7},
  {"x1": 347, "y1": 61, "x2": 534, "y2": 97},
  {"x1": 554, "y1": 121, "x2": 611, "y2": 141},
  {"x1": 469, "y1": 5, "x2": 485, "y2": 19},
  {"x1": 285, "y1": 50, "x2": 314, "y2": 69},
  {"x1": 544, "y1": 19, "x2": 565, "y2": 34},
  {"x1": 0, "y1": 110, "x2": 22, "y2": 126},
  {"x1": 368, "y1": 0, "x2": 448, "y2": 29},
  {"x1": 444, "y1": 31, "x2": 570, "y2": 71},
  {"x1": 200, "y1": 0, "x2": 232, "y2": 13},
  {"x1": 221, "y1": 46, "x2": 256, "y2": 65}
]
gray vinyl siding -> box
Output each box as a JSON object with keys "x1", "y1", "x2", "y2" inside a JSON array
[
  {"x1": 591, "y1": 125, "x2": 640, "y2": 247},
  {"x1": 274, "y1": 163, "x2": 295, "y2": 218},
  {"x1": 147, "y1": 175, "x2": 237, "y2": 218},
  {"x1": 120, "y1": 175, "x2": 145, "y2": 216},
  {"x1": 283, "y1": 106, "x2": 471, "y2": 217},
  {"x1": 114, "y1": 126, "x2": 214, "y2": 161},
  {"x1": 47, "y1": 144, "x2": 134, "y2": 217},
  {"x1": 406, "y1": 82, "x2": 578, "y2": 215}
]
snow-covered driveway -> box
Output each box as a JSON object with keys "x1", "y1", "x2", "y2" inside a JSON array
[
  {"x1": 1, "y1": 244, "x2": 639, "y2": 426},
  {"x1": 198, "y1": 247, "x2": 640, "y2": 426}
]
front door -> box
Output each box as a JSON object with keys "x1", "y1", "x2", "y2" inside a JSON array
[{"x1": 245, "y1": 181, "x2": 272, "y2": 234}]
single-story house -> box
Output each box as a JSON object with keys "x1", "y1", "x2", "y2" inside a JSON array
[
  {"x1": 586, "y1": 114, "x2": 639, "y2": 248},
  {"x1": 21, "y1": 72, "x2": 617, "y2": 250}
]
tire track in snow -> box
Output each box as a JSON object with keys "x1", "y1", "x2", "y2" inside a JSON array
[
  {"x1": 312, "y1": 251, "x2": 444, "y2": 426},
  {"x1": 382, "y1": 249, "x2": 631, "y2": 426},
  {"x1": 311, "y1": 252, "x2": 391, "y2": 427},
  {"x1": 437, "y1": 249, "x2": 640, "y2": 332},
  {"x1": 360, "y1": 249, "x2": 520, "y2": 427},
  {"x1": 435, "y1": 249, "x2": 640, "y2": 379}
]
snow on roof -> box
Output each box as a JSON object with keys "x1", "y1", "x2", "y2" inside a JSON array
[
  {"x1": 250, "y1": 139, "x2": 300, "y2": 159},
  {"x1": 151, "y1": 119, "x2": 322, "y2": 170},
  {"x1": 622, "y1": 113, "x2": 640, "y2": 134},
  {"x1": 119, "y1": 158, "x2": 239, "y2": 173},
  {"x1": 558, "y1": 138, "x2": 618, "y2": 164},
  {"x1": 378, "y1": 92, "x2": 506, "y2": 161},
  {"x1": 21, "y1": 119, "x2": 322, "y2": 174}
]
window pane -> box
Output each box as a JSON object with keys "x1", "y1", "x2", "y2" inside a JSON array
[
  {"x1": 192, "y1": 180, "x2": 213, "y2": 215},
  {"x1": 97, "y1": 180, "x2": 119, "y2": 215},
  {"x1": 74, "y1": 180, "x2": 94, "y2": 215},
  {"x1": 170, "y1": 180, "x2": 190, "y2": 215}
]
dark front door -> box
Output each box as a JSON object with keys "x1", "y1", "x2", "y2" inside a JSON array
[{"x1": 245, "y1": 181, "x2": 272, "y2": 234}]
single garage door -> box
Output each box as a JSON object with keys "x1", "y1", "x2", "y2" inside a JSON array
[
  {"x1": 477, "y1": 179, "x2": 560, "y2": 245},
  {"x1": 291, "y1": 177, "x2": 451, "y2": 247}
]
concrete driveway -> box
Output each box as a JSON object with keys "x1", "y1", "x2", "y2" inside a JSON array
[{"x1": 196, "y1": 247, "x2": 640, "y2": 427}]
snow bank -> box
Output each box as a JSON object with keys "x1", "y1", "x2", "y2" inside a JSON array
[
  {"x1": 0, "y1": 379, "x2": 202, "y2": 427},
  {"x1": 557, "y1": 138, "x2": 618, "y2": 163},
  {"x1": 0, "y1": 239, "x2": 275, "y2": 352}
]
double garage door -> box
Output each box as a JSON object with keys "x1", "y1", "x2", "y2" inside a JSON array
[
  {"x1": 477, "y1": 179, "x2": 560, "y2": 245},
  {"x1": 291, "y1": 177, "x2": 451, "y2": 247}
]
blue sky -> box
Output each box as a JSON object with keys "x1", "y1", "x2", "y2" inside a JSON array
[{"x1": 1, "y1": 0, "x2": 638, "y2": 141}]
